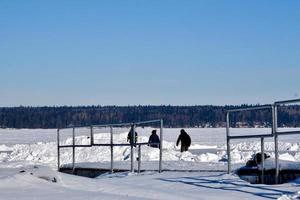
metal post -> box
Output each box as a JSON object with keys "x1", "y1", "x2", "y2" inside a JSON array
[
  {"x1": 261, "y1": 137, "x2": 265, "y2": 184},
  {"x1": 275, "y1": 134, "x2": 279, "y2": 184},
  {"x1": 110, "y1": 126, "x2": 114, "y2": 174},
  {"x1": 159, "y1": 119, "x2": 163, "y2": 173},
  {"x1": 130, "y1": 124, "x2": 135, "y2": 173},
  {"x1": 138, "y1": 144, "x2": 141, "y2": 173},
  {"x1": 57, "y1": 129, "x2": 60, "y2": 171},
  {"x1": 90, "y1": 126, "x2": 94, "y2": 145},
  {"x1": 272, "y1": 105, "x2": 275, "y2": 136},
  {"x1": 72, "y1": 127, "x2": 75, "y2": 174},
  {"x1": 274, "y1": 105, "x2": 279, "y2": 184},
  {"x1": 226, "y1": 112, "x2": 231, "y2": 173}
]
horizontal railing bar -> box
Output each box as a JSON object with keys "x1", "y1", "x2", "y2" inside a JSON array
[
  {"x1": 58, "y1": 145, "x2": 73, "y2": 148},
  {"x1": 227, "y1": 105, "x2": 272, "y2": 113},
  {"x1": 59, "y1": 120, "x2": 162, "y2": 130},
  {"x1": 59, "y1": 145, "x2": 93, "y2": 148},
  {"x1": 59, "y1": 142, "x2": 161, "y2": 148},
  {"x1": 93, "y1": 120, "x2": 161, "y2": 127},
  {"x1": 276, "y1": 130, "x2": 300, "y2": 136},
  {"x1": 92, "y1": 144, "x2": 123, "y2": 146},
  {"x1": 58, "y1": 126, "x2": 91, "y2": 130},
  {"x1": 138, "y1": 142, "x2": 160, "y2": 145},
  {"x1": 275, "y1": 99, "x2": 300, "y2": 105},
  {"x1": 134, "y1": 120, "x2": 162, "y2": 125},
  {"x1": 230, "y1": 149, "x2": 300, "y2": 153},
  {"x1": 93, "y1": 142, "x2": 161, "y2": 146},
  {"x1": 93, "y1": 123, "x2": 133, "y2": 127},
  {"x1": 229, "y1": 134, "x2": 273, "y2": 139}
]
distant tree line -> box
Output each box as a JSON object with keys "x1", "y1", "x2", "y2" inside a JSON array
[{"x1": 0, "y1": 105, "x2": 299, "y2": 129}]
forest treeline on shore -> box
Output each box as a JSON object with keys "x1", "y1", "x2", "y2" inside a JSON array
[{"x1": 0, "y1": 105, "x2": 299, "y2": 129}]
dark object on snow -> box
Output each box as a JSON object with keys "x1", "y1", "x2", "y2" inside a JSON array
[
  {"x1": 127, "y1": 127, "x2": 138, "y2": 147},
  {"x1": 246, "y1": 153, "x2": 270, "y2": 167},
  {"x1": 38, "y1": 176, "x2": 57, "y2": 183},
  {"x1": 19, "y1": 170, "x2": 26, "y2": 173},
  {"x1": 255, "y1": 153, "x2": 270, "y2": 164},
  {"x1": 176, "y1": 129, "x2": 191, "y2": 152},
  {"x1": 148, "y1": 130, "x2": 160, "y2": 148},
  {"x1": 246, "y1": 160, "x2": 257, "y2": 167}
]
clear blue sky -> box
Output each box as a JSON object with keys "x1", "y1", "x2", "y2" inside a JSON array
[{"x1": 1, "y1": 0, "x2": 300, "y2": 106}]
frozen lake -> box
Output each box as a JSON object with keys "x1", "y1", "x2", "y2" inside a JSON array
[{"x1": 1, "y1": 128, "x2": 300, "y2": 199}]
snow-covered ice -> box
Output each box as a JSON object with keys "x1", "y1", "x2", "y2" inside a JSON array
[{"x1": 1, "y1": 128, "x2": 300, "y2": 199}]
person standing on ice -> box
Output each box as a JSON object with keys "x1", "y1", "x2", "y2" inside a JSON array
[
  {"x1": 176, "y1": 129, "x2": 191, "y2": 152},
  {"x1": 148, "y1": 130, "x2": 160, "y2": 148},
  {"x1": 127, "y1": 126, "x2": 138, "y2": 147}
]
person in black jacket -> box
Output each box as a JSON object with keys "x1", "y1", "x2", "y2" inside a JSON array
[
  {"x1": 127, "y1": 126, "x2": 138, "y2": 147},
  {"x1": 176, "y1": 129, "x2": 191, "y2": 152},
  {"x1": 148, "y1": 130, "x2": 160, "y2": 148}
]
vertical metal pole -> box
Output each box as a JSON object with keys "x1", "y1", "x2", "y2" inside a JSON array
[
  {"x1": 272, "y1": 105, "x2": 275, "y2": 136},
  {"x1": 261, "y1": 137, "x2": 265, "y2": 184},
  {"x1": 226, "y1": 112, "x2": 231, "y2": 173},
  {"x1": 57, "y1": 129, "x2": 60, "y2": 171},
  {"x1": 72, "y1": 127, "x2": 75, "y2": 174},
  {"x1": 138, "y1": 144, "x2": 141, "y2": 173},
  {"x1": 159, "y1": 120, "x2": 163, "y2": 173},
  {"x1": 274, "y1": 105, "x2": 279, "y2": 184},
  {"x1": 275, "y1": 134, "x2": 279, "y2": 184},
  {"x1": 130, "y1": 124, "x2": 135, "y2": 173},
  {"x1": 90, "y1": 126, "x2": 94, "y2": 145},
  {"x1": 110, "y1": 126, "x2": 114, "y2": 174}
]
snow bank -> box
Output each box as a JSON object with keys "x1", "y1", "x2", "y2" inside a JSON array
[
  {"x1": 1, "y1": 130, "x2": 300, "y2": 170},
  {"x1": 0, "y1": 132, "x2": 226, "y2": 169},
  {"x1": 0, "y1": 165, "x2": 298, "y2": 200}
]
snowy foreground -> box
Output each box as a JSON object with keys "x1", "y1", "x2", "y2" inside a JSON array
[{"x1": 1, "y1": 128, "x2": 300, "y2": 199}]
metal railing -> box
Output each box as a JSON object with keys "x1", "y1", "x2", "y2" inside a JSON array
[
  {"x1": 226, "y1": 98, "x2": 300, "y2": 184},
  {"x1": 57, "y1": 119, "x2": 163, "y2": 174},
  {"x1": 226, "y1": 104, "x2": 274, "y2": 184},
  {"x1": 273, "y1": 99, "x2": 300, "y2": 184}
]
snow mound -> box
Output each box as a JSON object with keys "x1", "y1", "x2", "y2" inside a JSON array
[
  {"x1": 2, "y1": 130, "x2": 300, "y2": 171},
  {"x1": 0, "y1": 132, "x2": 226, "y2": 169}
]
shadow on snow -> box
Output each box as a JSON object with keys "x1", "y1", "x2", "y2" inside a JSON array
[{"x1": 158, "y1": 173, "x2": 294, "y2": 199}]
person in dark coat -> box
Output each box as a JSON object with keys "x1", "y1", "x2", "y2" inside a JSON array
[
  {"x1": 127, "y1": 127, "x2": 138, "y2": 147},
  {"x1": 148, "y1": 130, "x2": 160, "y2": 148},
  {"x1": 176, "y1": 129, "x2": 191, "y2": 152}
]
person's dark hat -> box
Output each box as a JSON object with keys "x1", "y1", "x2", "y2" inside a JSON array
[
  {"x1": 152, "y1": 130, "x2": 157, "y2": 134},
  {"x1": 180, "y1": 129, "x2": 185, "y2": 134}
]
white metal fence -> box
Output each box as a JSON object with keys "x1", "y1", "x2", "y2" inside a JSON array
[
  {"x1": 57, "y1": 119, "x2": 163, "y2": 174},
  {"x1": 226, "y1": 98, "x2": 300, "y2": 184}
]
